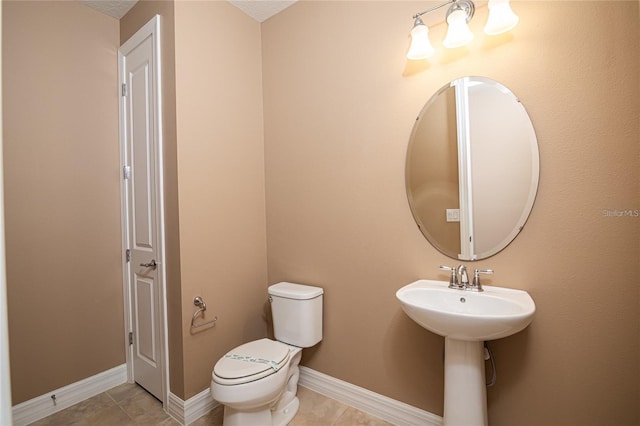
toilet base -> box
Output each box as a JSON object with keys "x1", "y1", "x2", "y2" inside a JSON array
[
  {"x1": 222, "y1": 405, "x2": 272, "y2": 426},
  {"x1": 271, "y1": 395, "x2": 299, "y2": 426},
  {"x1": 221, "y1": 395, "x2": 300, "y2": 426},
  {"x1": 220, "y1": 345, "x2": 303, "y2": 426}
]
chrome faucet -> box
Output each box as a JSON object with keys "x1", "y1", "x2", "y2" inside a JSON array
[
  {"x1": 457, "y1": 264, "x2": 469, "y2": 287},
  {"x1": 440, "y1": 265, "x2": 493, "y2": 292}
]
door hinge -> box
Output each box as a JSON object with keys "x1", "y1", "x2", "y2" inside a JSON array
[
  {"x1": 126, "y1": 249, "x2": 131, "y2": 262},
  {"x1": 123, "y1": 165, "x2": 131, "y2": 180},
  {"x1": 129, "y1": 332, "x2": 133, "y2": 345},
  {"x1": 121, "y1": 83, "x2": 128, "y2": 97}
]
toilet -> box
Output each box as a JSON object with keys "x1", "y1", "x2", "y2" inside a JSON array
[{"x1": 210, "y1": 282, "x2": 323, "y2": 426}]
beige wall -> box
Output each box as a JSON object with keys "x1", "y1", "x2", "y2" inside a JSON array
[
  {"x1": 2, "y1": 1, "x2": 122, "y2": 404},
  {"x1": 262, "y1": 1, "x2": 639, "y2": 425},
  {"x1": 173, "y1": 1, "x2": 268, "y2": 399}
]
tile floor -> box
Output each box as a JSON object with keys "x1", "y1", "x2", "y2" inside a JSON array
[{"x1": 30, "y1": 383, "x2": 392, "y2": 425}]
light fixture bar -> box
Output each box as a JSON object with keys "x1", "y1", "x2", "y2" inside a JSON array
[
  {"x1": 413, "y1": 0, "x2": 456, "y2": 19},
  {"x1": 446, "y1": 0, "x2": 475, "y2": 23}
]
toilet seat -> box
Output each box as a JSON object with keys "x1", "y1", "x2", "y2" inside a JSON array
[{"x1": 213, "y1": 338, "x2": 290, "y2": 386}]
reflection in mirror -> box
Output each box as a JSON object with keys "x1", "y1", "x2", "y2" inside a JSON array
[{"x1": 406, "y1": 76, "x2": 539, "y2": 260}]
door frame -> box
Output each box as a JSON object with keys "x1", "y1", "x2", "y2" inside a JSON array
[
  {"x1": 118, "y1": 15, "x2": 169, "y2": 405},
  {"x1": 0, "y1": 4, "x2": 14, "y2": 423}
]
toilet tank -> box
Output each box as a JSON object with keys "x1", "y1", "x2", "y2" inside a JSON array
[{"x1": 268, "y1": 282, "x2": 323, "y2": 348}]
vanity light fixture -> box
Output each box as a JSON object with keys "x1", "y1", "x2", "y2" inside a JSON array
[
  {"x1": 484, "y1": 0, "x2": 519, "y2": 35},
  {"x1": 407, "y1": 0, "x2": 520, "y2": 60},
  {"x1": 443, "y1": 1, "x2": 475, "y2": 48},
  {"x1": 407, "y1": 17, "x2": 435, "y2": 59}
]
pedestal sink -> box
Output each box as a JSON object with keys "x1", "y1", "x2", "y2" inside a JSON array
[{"x1": 396, "y1": 280, "x2": 535, "y2": 426}]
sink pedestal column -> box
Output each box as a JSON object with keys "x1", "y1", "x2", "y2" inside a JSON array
[{"x1": 443, "y1": 338, "x2": 487, "y2": 426}]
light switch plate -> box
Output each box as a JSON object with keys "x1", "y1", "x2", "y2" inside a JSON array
[{"x1": 446, "y1": 209, "x2": 460, "y2": 222}]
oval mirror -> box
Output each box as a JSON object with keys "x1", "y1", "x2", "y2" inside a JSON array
[{"x1": 406, "y1": 76, "x2": 540, "y2": 260}]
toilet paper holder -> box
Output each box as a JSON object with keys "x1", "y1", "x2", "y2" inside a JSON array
[{"x1": 190, "y1": 296, "x2": 218, "y2": 331}]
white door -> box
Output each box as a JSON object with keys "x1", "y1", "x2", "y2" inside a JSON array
[{"x1": 119, "y1": 16, "x2": 166, "y2": 402}]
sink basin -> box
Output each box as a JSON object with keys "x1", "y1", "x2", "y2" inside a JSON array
[
  {"x1": 396, "y1": 279, "x2": 535, "y2": 341},
  {"x1": 397, "y1": 279, "x2": 536, "y2": 425}
]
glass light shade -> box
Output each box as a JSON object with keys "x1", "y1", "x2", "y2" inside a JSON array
[
  {"x1": 443, "y1": 9, "x2": 474, "y2": 48},
  {"x1": 407, "y1": 22, "x2": 435, "y2": 60},
  {"x1": 484, "y1": 0, "x2": 519, "y2": 35}
]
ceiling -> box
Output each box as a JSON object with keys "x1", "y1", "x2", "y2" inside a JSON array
[
  {"x1": 79, "y1": 0, "x2": 137, "y2": 19},
  {"x1": 228, "y1": 0, "x2": 297, "y2": 22},
  {"x1": 79, "y1": 0, "x2": 297, "y2": 22}
]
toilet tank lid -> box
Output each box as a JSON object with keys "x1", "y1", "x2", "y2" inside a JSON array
[{"x1": 268, "y1": 282, "x2": 323, "y2": 299}]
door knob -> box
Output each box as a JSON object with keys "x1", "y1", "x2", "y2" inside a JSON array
[{"x1": 140, "y1": 259, "x2": 157, "y2": 269}]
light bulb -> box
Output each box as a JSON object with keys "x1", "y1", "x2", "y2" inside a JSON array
[
  {"x1": 484, "y1": 0, "x2": 519, "y2": 35},
  {"x1": 443, "y1": 9, "x2": 474, "y2": 48},
  {"x1": 407, "y1": 18, "x2": 435, "y2": 60}
]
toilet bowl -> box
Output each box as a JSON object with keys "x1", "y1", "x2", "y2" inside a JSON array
[{"x1": 210, "y1": 282, "x2": 323, "y2": 426}]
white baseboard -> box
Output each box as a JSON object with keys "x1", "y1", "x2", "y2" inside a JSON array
[
  {"x1": 172, "y1": 366, "x2": 441, "y2": 426},
  {"x1": 299, "y1": 366, "x2": 443, "y2": 426},
  {"x1": 167, "y1": 388, "x2": 219, "y2": 425},
  {"x1": 11, "y1": 364, "x2": 438, "y2": 426},
  {"x1": 11, "y1": 364, "x2": 127, "y2": 426},
  {"x1": 166, "y1": 392, "x2": 186, "y2": 424}
]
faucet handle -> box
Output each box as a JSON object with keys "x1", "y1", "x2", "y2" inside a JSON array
[
  {"x1": 440, "y1": 265, "x2": 460, "y2": 289},
  {"x1": 471, "y1": 269, "x2": 493, "y2": 292}
]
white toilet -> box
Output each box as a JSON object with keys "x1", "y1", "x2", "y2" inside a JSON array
[{"x1": 210, "y1": 282, "x2": 323, "y2": 426}]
